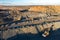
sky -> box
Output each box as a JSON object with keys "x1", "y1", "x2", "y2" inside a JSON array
[{"x1": 0, "y1": 0, "x2": 60, "y2": 6}]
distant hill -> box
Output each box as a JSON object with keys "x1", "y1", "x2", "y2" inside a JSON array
[{"x1": 0, "y1": 6, "x2": 60, "y2": 13}]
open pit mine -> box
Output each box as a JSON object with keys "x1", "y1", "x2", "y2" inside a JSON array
[{"x1": 0, "y1": 6, "x2": 60, "y2": 40}]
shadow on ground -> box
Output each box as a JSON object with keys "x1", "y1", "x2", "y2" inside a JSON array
[
  {"x1": 0, "y1": 25, "x2": 60, "y2": 40},
  {"x1": 2, "y1": 28, "x2": 59, "y2": 40}
]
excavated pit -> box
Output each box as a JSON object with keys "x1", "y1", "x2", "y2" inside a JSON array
[{"x1": 0, "y1": 6, "x2": 60, "y2": 40}]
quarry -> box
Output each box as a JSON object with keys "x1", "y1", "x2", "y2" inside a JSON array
[{"x1": 0, "y1": 6, "x2": 60, "y2": 40}]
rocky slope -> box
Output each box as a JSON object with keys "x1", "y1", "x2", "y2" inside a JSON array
[{"x1": 0, "y1": 6, "x2": 60, "y2": 40}]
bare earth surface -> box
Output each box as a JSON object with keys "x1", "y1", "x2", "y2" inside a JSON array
[{"x1": 0, "y1": 6, "x2": 60, "y2": 40}]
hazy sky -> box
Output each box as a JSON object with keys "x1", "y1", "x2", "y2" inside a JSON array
[{"x1": 0, "y1": 0, "x2": 60, "y2": 6}]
